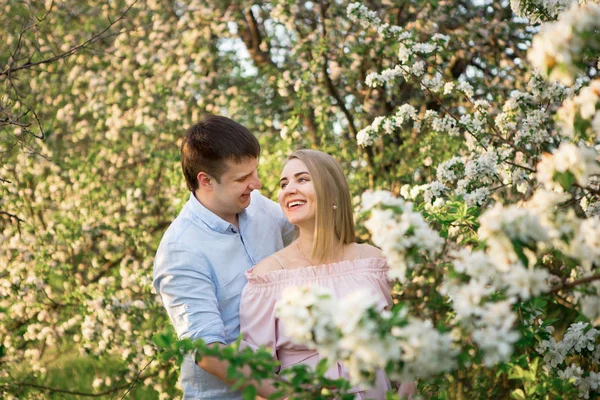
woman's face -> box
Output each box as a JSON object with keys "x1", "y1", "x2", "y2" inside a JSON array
[{"x1": 278, "y1": 158, "x2": 317, "y2": 226}]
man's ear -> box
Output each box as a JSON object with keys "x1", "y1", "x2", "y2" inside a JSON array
[{"x1": 197, "y1": 172, "x2": 213, "y2": 190}]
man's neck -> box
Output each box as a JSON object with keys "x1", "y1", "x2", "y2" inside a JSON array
[{"x1": 193, "y1": 191, "x2": 239, "y2": 229}]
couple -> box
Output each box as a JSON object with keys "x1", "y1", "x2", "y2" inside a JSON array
[{"x1": 153, "y1": 116, "x2": 413, "y2": 399}]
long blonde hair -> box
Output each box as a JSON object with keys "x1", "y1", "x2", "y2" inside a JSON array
[{"x1": 288, "y1": 150, "x2": 354, "y2": 263}]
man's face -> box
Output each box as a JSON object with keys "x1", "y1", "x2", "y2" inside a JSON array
[{"x1": 209, "y1": 157, "x2": 262, "y2": 219}]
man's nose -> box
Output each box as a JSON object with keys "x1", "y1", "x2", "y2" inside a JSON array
[{"x1": 249, "y1": 172, "x2": 262, "y2": 190}]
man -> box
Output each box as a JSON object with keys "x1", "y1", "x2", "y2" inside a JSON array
[{"x1": 153, "y1": 115, "x2": 294, "y2": 399}]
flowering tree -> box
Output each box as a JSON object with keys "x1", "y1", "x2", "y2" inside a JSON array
[
  {"x1": 268, "y1": 2, "x2": 600, "y2": 398},
  {"x1": 1, "y1": 0, "x2": 600, "y2": 399}
]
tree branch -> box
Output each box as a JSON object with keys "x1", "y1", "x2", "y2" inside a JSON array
[
  {"x1": 0, "y1": 0, "x2": 139, "y2": 77},
  {"x1": 6, "y1": 378, "x2": 141, "y2": 398},
  {"x1": 550, "y1": 273, "x2": 600, "y2": 294},
  {"x1": 1, "y1": 211, "x2": 26, "y2": 235}
]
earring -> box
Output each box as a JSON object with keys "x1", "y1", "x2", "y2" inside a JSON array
[{"x1": 333, "y1": 204, "x2": 337, "y2": 210}]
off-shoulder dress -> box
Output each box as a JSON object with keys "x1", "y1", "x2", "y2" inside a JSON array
[{"x1": 240, "y1": 257, "x2": 392, "y2": 399}]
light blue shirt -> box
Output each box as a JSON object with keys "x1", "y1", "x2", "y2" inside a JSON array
[{"x1": 153, "y1": 191, "x2": 294, "y2": 399}]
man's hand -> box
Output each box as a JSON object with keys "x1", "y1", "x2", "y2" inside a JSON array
[
  {"x1": 196, "y1": 344, "x2": 280, "y2": 398},
  {"x1": 398, "y1": 381, "x2": 417, "y2": 399}
]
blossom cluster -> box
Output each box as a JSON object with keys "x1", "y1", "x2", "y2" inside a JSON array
[
  {"x1": 274, "y1": 285, "x2": 338, "y2": 354},
  {"x1": 536, "y1": 142, "x2": 600, "y2": 191},
  {"x1": 536, "y1": 322, "x2": 600, "y2": 398},
  {"x1": 510, "y1": 0, "x2": 576, "y2": 22},
  {"x1": 401, "y1": 150, "x2": 500, "y2": 208},
  {"x1": 347, "y1": 2, "x2": 451, "y2": 94},
  {"x1": 275, "y1": 286, "x2": 457, "y2": 385},
  {"x1": 442, "y1": 251, "x2": 522, "y2": 365},
  {"x1": 361, "y1": 190, "x2": 445, "y2": 281},
  {"x1": 356, "y1": 105, "x2": 419, "y2": 146},
  {"x1": 528, "y1": 2, "x2": 600, "y2": 84},
  {"x1": 557, "y1": 79, "x2": 600, "y2": 142},
  {"x1": 356, "y1": 102, "x2": 473, "y2": 147}
]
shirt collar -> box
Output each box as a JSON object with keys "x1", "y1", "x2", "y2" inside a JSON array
[{"x1": 187, "y1": 192, "x2": 246, "y2": 233}]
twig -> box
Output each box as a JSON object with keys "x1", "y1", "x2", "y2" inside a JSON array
[
  {"x1": 574, "y1": 183, "x2": 600, "y2": 197},
  {"x1": 549, "y1": 273, "x2": 600, "y2": 294},
  {"x1": 0, "y1": 0, "x2": 140, "y2": 77},
  {"x1": 4, "y1": 382, "x2": 134, "y2": 398},
  {"x1": 0, "y1": 209, "x2": 27, "y2": 223},
  {"x1": 118, "y1": 357, "x2": 155, "y2": 400}
]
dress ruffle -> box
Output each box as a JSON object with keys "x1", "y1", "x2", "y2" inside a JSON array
[{"x1": 244, "y1": 257, "x2": 388, "y2": 287}]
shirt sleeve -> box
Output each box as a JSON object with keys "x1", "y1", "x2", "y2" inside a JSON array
[{"x1": 153, "y1": 243, "x2": 225, "y2": 345}]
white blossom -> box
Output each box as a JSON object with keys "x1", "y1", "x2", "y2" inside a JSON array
[
  {"x1": 479, "y1": 203, "x2": 548, "y2": 270},
  {"x1": 362, "y1": 191, "x2": 444, "y2": 281},
  {"x1": 528, "y1": 2, "x2": 600, "y2": 85},
  {"x1": 536, "y1": 142, "x2": 600, "y2": 191}
]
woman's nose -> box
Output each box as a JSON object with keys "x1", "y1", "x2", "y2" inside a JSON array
[{"x1": 284, "y1": 183, "x2": 297, "y2": 193}]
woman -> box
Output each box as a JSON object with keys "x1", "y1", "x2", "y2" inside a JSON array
[{"x1": 240, "y1": 149, "x2": 413, "y2": 399}]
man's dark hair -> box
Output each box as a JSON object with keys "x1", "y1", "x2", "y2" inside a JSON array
[{"x1": 181, "y1": 115, "x2": 260, "y2": 190}]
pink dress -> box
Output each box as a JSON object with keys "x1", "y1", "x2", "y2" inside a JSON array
[{"x1": 240, "y1": 258, "x2": 393, "y2": 399}]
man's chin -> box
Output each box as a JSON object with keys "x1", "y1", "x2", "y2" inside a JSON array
[{"x1": 239, "y1": 194, "x2": 251, "y2": 207}]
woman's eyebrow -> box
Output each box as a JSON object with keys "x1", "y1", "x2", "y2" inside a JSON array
[{"x1": 279, "y1": 171, "x2": 309, "y2": 184}]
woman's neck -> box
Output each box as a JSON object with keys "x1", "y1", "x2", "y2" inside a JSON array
[
  {"x1": 296, "y1": 227, "x2": 344, "y2": 264},
  {"x1": 296, "y1": 229, "x2": 315, "y2": 257}
]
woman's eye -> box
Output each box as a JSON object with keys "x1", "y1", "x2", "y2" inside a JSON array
[{"x1": 280, "y1": 183, "x2": 287, "y2": 189}]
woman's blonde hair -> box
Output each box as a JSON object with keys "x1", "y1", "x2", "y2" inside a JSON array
[{"x1": 288, "y1": 149, "x2": 354, "y2": 263}]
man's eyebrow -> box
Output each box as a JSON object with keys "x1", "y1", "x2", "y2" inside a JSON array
[
  {"x1": 235, "y1": 170, "x2": 256, "y2": 180},
  {"x1": 279, "y1": 171, "x2": 309, "y2": 183}
]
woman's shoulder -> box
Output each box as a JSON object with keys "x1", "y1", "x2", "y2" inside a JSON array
[
  {"x1": 355, "y1": 243, "x2": 384, "y2": 259},
  {"x1": 252, "y1": 248, "x2": 292, "y2": 276},
  {"x1": 252, "y1": 256, "x2": 282, "y2": 276}
]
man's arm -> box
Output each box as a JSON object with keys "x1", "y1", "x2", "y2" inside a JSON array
[
  {"x1": 195, "y1": 344, "x2": 279, "y2": 398},
  {"x1": 153, "y1": 244, "x2": 225, "y2": 343},
  {"x1": 154, "y1": 244, "x2": 282, "y2": 398}
]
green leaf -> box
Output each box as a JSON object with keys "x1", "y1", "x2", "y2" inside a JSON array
[
  {"x1": 511, "y1": 239, "x2": 530, "y2": 268},
  {"x1": 315, "y1": 358, "x2": 329, "y2": 376},
  {"x1": 268, "y1": 391, "x2": 287, "y2": 400},
  {"x1": 242, "y1": 385, "x2": 257, "y2": 400},
  {"x1": 231, "y1": 379, "x2": 246, "y2": 391},
  {"x1": 227, "y1": 365, "x2": 242, "y2": 380},
  {"x1": 152, "y1": 333, "x2": 171, "y2": 349},
  {"x1": 554, "y1": 171, "x2": 575, "y2": 191},
  {"x1": 511, "y1": 388, "x2": 526, "y2": 400}
]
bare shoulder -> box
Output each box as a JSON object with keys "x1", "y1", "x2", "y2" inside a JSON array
[
  {"x1": 252, "y1": 252, "x2": 286, "y2": 275},
  {"x1": 357, "y1": 243, "x2": 384, "y2": 259}
]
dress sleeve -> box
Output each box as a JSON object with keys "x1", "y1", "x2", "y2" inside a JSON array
[
  {"x1": 153, "y1": 243, "x2": 225, "y2": 344},
  {"x1": 239, "y1": 280, "x2": 280, "y2": 372}
]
